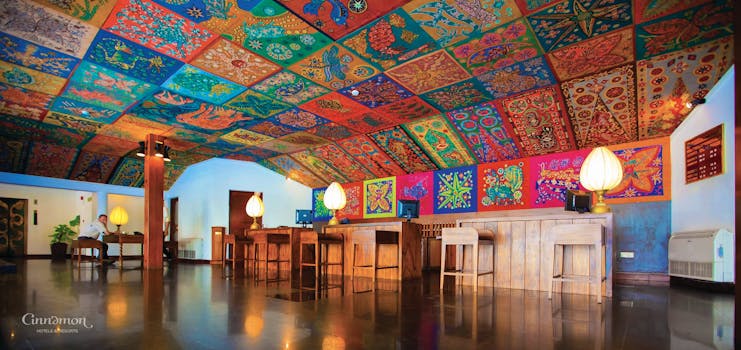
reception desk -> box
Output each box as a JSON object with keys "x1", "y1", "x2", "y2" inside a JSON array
[
  {"x1": 324, "y1": 221, "x2": 422, "y2": 280},
  {"x1": 454, "y1": 212, "x2": 614, "y2": 297}
]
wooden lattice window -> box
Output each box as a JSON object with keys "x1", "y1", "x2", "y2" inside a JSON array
[{"x1": 685, "y1": 124, "x2": 724, "y2": 184}]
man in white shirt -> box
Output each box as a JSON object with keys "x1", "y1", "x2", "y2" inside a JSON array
[{"x1": 79, "y1": 214, "x2": 113, "y2": 262}]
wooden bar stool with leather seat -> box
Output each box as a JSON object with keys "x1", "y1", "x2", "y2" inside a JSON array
[
  {"x1": 222, "y1": 231, "x2": 254, "y2": 278},
  {"x1": 71, "y1": 239, "x2": 104, "y2": 267},
  {"x1": 547, "y1": 223, "x2": 605, "y2": 303},
  {"x1": 351, "y1": 229, "x2": 399, "y2": 292},
  {"x1": 299, "y1": 230, "x2": 344, "y2": 289},
  {"x1": 439, "y1": 227, "x2": 495, "y2": 293}
]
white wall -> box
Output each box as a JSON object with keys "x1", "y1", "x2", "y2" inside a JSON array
[
  {"x1": 166, "y1": 158, "x2": 312, "y2": 260},
  {"x1": 0, "y1": 183, "x2": 92, "y2": 255},
  {"x1": 671, "y1": 66, "x2": 735, "y2": 233}
]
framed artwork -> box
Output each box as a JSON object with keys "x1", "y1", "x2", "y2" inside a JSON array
[{"x1": 685, "y1": 124, "x2": 723, "y2": 184}]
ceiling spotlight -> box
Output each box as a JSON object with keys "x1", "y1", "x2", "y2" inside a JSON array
[
  {"x1": 136, "y1": 141, "x2": 145, "y2": 157},
  {"x1": 351, "y1": 89, "x2": 359, "y2": 96},
  {"x1": 163, "y1": 146, "x2": 171, "y2": 162},
  {"x1": 154, "y1": 141, "x2": 164, "y2": 157},
  {"x1": 686, "y1": 98, "x2": 706, "y2": 109},
  {"x1": 81, "y1": 110, "x2": 90, "y2": 117}
]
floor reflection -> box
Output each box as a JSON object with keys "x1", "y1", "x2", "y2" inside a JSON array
[{"x1": 0, "y1": 260, "x2": 735, "y2": 349}]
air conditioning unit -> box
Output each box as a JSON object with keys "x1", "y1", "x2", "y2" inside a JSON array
[{"x1": 668, "y1": 229, "x2": 734, "y2": 282}]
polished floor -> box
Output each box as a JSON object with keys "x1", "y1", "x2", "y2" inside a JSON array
[{"x1": 0, "y1": 259, "x2": 734, "y2": 350}]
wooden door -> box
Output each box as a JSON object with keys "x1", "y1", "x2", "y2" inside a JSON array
[
  {"x1": 229, "y1": 191, "x2": 262, "y2": 236},
  {"x1": 0, "y1": 197, "x2": 27, "y2": 257}
]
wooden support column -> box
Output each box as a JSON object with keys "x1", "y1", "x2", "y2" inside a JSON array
[{"x1": 144, "y1": 134, "x2": 164, "y2": 269}]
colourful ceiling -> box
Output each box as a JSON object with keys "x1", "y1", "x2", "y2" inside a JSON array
[{"x1": 0, "y1": 0, "x2": 734, "y2": 189}]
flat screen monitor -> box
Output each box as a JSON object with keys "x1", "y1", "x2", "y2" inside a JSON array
[
  {"x1": 565, "y1": 190, "x2": 591, "y2": 213},
  {"x1": 397, "y1": 199, "x2": 419, "y2": 222},
  {"x1": 295, "y1": 209, "x2": 313, "y2": 227}
]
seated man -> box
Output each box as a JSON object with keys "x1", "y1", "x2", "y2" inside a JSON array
[{"x1": 78, "y1": 214, "x2": 114, "y2": 264}]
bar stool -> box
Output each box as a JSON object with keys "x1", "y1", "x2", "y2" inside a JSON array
[
  {"x1": 222, "y1": 232, "x2": 253, "y2": 278},
  {"x1": 299, "y1": 230, "x2": 344, "y2": 288},
  {"x1": 253, "y1": 232, "x2": 291, "y2": 282},
  {"x1": 439, "y1": 227, "x2": 495, "y2": 293},
  {"x1": 351, "y1": 229, "x2": 400, "y2": 291},
  {"x1": 547, "y1": 223, "x2": 605, "y2": 303}
]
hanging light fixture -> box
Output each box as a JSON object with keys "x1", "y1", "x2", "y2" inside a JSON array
[
  {"x1": 136, "y1": 142, "x2": 145, "y2": 157},
  {"x1": 323, "y1": 182, "x2": 346, "y2": 225},
  {"x1": 163, "y1": 146, "x2": 171, "y2": 162},
  {"x1": 245, "y1": 193, "x2": 264, "y2": 230},
  {"x1": 579, "y1": 147, "x2": 624, "y2": 213},
  {"x1": 109, "y1": 206, "x2": 129, "y2": 233}
]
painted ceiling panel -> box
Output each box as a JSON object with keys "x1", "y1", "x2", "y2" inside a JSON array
[
  {"x1": 62, "y1": 61, "x2": 158, "y2": 112},
  {"x1": 238, "y1": 0, "x2": 333, "y2": 67},
  {"x1": 0, "y1": 32, "x2": 79, "y2": 78},
  {"x1": 84, "y1": 30, "x2": 185, "y2": 85},
  {"x1": 102, "y1": 0, "x2": 215, "y2": 61},
  {"x1": 0, "y1": 1, "x2": 733, "y2": 189},
  {"x1": 190, "y1": 38, "x2": 281, "y2": 86},
  {"x1": 0, "y1": 83, "x2": 54, "y2": 121},
  {"x1": 404, "y1": 0, "x2": 523, "y2": 48},
  {"x1": 369, "y1": 126, "x2": 437, "y2": 174},
  {"x1": 561, "y1": 64, "x2": 637, "y2": 149},
  {"x1": 420, "y1": 78, "x2": 493, "y2": 112},
  {"x1": 547, "y1": 27, "x2": 634, "y2": 81},
  {"x1": 636, "y1": 36, "x2": 733, "y2": 139},
  {"x1": 288, "y1": 44, "x2": 378, "y2": 90},
  {"x1": 161, "y1": 65, "x2": 247, "y2": 104},
  {"x1": 83, "y1": 134, "x2": 139, "y2": 157},
  {"x1": 25, "y1": 142, "x2": 78, "y2": 179},
  {"x1": 32, "y1": 0, "x2": 119, "y2": 27},
  {"x1": 498, "y1": 86, "x2": 575, "y2": 157},
  {"x1": 445, "y1": 100, "x2": 521, "y2": 163},
  {"x1": 476, "y1": 55, "x2": 556, "y2": 99},
  {"x1": 336, "y1": 134, "x2": 406, "y2": 178},
  {"x1": 310, "y1": 143, "x2": 375, "y2": 182},
  {"x1": 108, "y1": 157, "x2": 144, "y2": 187},
  {"x1": 278, "y1": 0, "x2": 408, "y2": 40},
  {"x1": 291, "y1": 150, "x2": 349, "y2": 184},
  {"x1": 527, "y1": 0, "x2": 633, "y2": 52},
  {"x1": 225, "y1": 89, "x2": 293, "y2": 118},
  {"x1": 68, "y1": 150, "x2": 119, "y2": 183},
  {"x1": 403, "y1": 115, "x2": 477, "y2": 169},
  {"x1": 0, "y1": 60, "x2": 68, "y2": 96},
  {"x1": 339, "y1": 9, "x2": 439, "y2": 70},
  {"x1": 49, "y1": 97, "x2": 120, "y2": 124},
  {"x1": 634, "y1": 0, "x2": 734, "y2": 60},
  {"x1": 386, "y1": 50, "x2": 471, "y2": 94},
  {"x1": 447, "y1": 18, "x2": 541, "y2": 76},
  {"x1": 0, "y1": 0, "x2": 98, "y2": 58}
]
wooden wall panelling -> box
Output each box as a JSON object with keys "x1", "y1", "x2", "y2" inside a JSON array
[{"x1": 524, "y1": 220, "x2": 540, "y2": 291}]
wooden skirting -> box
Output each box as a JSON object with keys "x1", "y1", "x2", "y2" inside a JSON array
[
  {"x1": 176, "y1": 259, "x2": 211, "y2": 264},
  {"x1": 614, "y1": 272, "x2": 669, "y2": 286}
]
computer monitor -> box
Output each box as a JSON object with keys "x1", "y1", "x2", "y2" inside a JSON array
[
  {"x1": 295, "y1": 209, "x2": 313, "y2": 228},
  {"x1": 565, "y1": 190, "x2": 591, "y2": 214},
  {"x1": 397, "y1": 199, "x2": 419, "y2": 222}
]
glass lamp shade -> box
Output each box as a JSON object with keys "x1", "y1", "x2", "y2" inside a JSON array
[
  {"x1": 245, "y1": 193, "x2": 264, "y2": 230},
  {"x1": 579, "y1": 147, "x2": 624, "y2": 213},
  {"x1": 323, "y1": 182, "x2": 347, "y2": 210},
  {"x1": 109, "y1": 206, "x2": 128, "y2": 232}
]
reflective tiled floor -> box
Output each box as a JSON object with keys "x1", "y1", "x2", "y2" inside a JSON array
[{"x1": 0, "y1": 260, "x2": 734, "y2": 349}]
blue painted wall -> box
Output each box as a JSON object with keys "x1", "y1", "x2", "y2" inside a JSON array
[{"x1": 612, "y1": 201, "x2": 671, "y2": 273}]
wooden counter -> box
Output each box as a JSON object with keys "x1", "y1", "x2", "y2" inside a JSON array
[
  {"x1": 455, "y1": 212, "x2": 614, "y2": 297},
  {"x1": 324, "y1": 221, "x2": 422, "y2": 280}
]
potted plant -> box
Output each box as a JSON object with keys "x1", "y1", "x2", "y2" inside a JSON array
[{"x1": 49, "y1": 215, "x2": 80, "y2": 261}]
